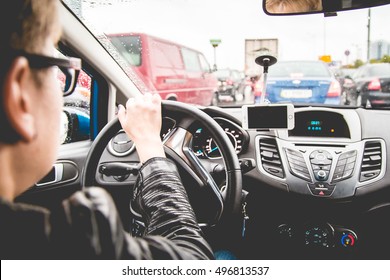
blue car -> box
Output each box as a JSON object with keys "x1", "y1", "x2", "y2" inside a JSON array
[{"x1": 263, "y1": 61, "x2": 342, "y2": 105}]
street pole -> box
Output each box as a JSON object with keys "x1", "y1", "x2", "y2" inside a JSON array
[
  {"x1": 367, "y1": 8, "x2": 371, "y2": 62},
  {"x1": 213, "y1": 46, "x2": 217, "y2": 71},
  {"x1": 210, "y1": 39, "x2": 221, "y2": 71}
]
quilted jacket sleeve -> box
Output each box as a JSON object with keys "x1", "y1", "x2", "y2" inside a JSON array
[{"x1": 55, "y1": 157, "x2": 214, "y2": 260}]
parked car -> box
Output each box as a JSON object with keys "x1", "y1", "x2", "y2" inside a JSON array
[
  {"x1": 214, "y1": 68, "x2": 244, "y2": 101},
  {"x1": 107, "y1": 33, "x2": 218, "y2": 106},
  {"x1": 343, "y1": 63, "x2": 390, "y2": 107},
  {"x1": 255, "y1": 60, "x2": 342, "y2": 104}
]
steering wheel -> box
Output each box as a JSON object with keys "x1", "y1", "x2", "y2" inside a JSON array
[{"x1": 81, "y1": 100, "x2": 242, "y2": 227}]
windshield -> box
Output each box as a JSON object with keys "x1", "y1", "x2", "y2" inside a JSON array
[
  {"x1": 63, "y1": 0, "x2": 390, "y2": 109},
  {"x1": 108, "y1": 34, "x2": 142, "y2": 66}
]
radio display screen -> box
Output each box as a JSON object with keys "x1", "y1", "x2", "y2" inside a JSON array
[{"x1": 289, "y1": 111, "x2": 350, "y2": 138}]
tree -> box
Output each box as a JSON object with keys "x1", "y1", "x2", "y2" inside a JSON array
[
  {"x1": 381, "y1": 55, "x2": 390, "y2": 63},
  {"x1": 354, "y1": 59, "x2": 364, "y2": 68}
]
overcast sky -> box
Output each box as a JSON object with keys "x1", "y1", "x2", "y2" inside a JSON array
[{"x1": 82, "y1": 0, "x2": 390, "y2": 70}]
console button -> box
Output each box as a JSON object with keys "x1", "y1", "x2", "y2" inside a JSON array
[
  {"x1": 339, "y1": 150, "x2": 357, "y2": 160},
  {"x1": 288, "y1": 157, "x2": 308, "y2": 168},
  {"x1": 343, "y1": 168, "x2": 354, "y2": 178},
  {"x1": 332, "y1": 172, "x2": 343, "y2": 181},
  {"x1": 346, "y1": 156, "x2": 357, "y2": 164},
  {"x1": 307, "y1": 183, "x2": 336, "y2": 197},
  {"x1": 291, "y1": 164, "x2": 309, "y2": 174},
  {"x1": 286, "y1": 149, "x2": 311, "y2": 181},
  {"x1": 316, "y1": 153, "x2": 326, "y2": 160},
  {"x1": 336, "y1": 159, "x2": 347, "y2": 167},
  {"x1": 332, "y1": 150, "x2": 358, "y2": 182},
  {"x1": 345, "y1": 162, "x2": 355, "y2": 170},
  {"x1": 334, "y1": 165, "x2": 345, "y2": 174},
  {"x1": 312, "y1": 164, "x2": 331, "y2": 171},
  {"x1": 310, "y1": 158, "x2": 332, "y2": 165},
  {"x1": 321, "y1": 164, "x2": 331, "y2": 171},
  {"x1": 311, "y1": 164, "x2": 320, "y2": 170}
]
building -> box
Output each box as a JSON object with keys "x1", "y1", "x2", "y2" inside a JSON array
[{"x1": 370, "y1": 40, "x2": 390, "y2": 60}]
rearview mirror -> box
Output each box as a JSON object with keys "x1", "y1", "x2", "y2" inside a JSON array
[{"x1": 263, "y1": 0, "x2": 390, "y2": 16}]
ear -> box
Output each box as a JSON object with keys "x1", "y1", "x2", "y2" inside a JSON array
[{"x1": 2, "y1": 57, "x2": 36, "y2": 142}]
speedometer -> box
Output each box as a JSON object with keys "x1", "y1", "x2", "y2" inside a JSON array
[
  {"x1": 205, "y1": 127, "x2": 242, "y2": 158},
  {"x1": 191, "y1": 117, "x2": 248, "y2": 159}
]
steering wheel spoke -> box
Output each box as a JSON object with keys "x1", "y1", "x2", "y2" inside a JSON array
[{"x1": 163, "y1": 126, "x2": 224, "y2": 225}]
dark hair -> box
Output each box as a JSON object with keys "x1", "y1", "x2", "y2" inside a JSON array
[{"x1": 0, "y1": 0, "x2": 60, "y2": 143}]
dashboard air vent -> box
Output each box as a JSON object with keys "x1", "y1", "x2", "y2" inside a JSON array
[
  {"x1": 359, "y1": 141, "x2": 382, "y2": 182},
  {"x1": 259, "y1": 137, "x2": 284, "y2": 178}
]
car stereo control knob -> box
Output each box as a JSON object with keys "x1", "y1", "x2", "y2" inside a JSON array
[
  {"x1": 316, "y1": 170, "x2": 328, "y2": 181},
  {"x1": 340, "y1": 231, "x2": 357, "y2": 248}
]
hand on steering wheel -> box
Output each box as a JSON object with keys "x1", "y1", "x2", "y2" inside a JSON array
[{"x1": 82, "y1": 98, "x2": 242, "y2": 230}]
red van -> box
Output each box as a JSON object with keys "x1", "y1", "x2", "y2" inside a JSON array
[{"x1": 107, "y1": 33, "x2": 218, "y2": 106}]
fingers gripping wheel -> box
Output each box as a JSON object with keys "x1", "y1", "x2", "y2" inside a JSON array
[{"x1": 81, "y1": 101, "x2": 242, "y2": 230}]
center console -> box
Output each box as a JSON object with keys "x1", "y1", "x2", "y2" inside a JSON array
[
  {"x1": 248, "y1": 108, "x2": 387, "y2": 257},
  {"x1": 255, "y1": 108, "x2": 386, "y2": 199}
]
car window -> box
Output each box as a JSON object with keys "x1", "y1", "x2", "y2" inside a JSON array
[
  {"x1": 61, "y1": 68, "x2": 91, "y2": 144},
  {"x1": 368, "y1": 64, "x2": 390, "y2": 76},
  {"x1": 199, "y1": 54, "x2": 211, "y2": 73},
  {"x1": 153, "y1": 41, "x2": 183, "y2": 69},
  {"x1": 269, "y1": 62, "x2": 331, "y2": 78},
  {"x1": 181, "y1": 48, "x2": 201, "y2": 72}
]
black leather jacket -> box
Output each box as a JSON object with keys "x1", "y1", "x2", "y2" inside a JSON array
[{"x1": 0, "y1": 158, "x2": 214, "y2": 259}]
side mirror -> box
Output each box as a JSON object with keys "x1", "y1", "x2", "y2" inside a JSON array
[
  {"x1": 61, "y1": 107, "x2": 90, "y2": 144},
  {"x1": 60, "y1": 111, "x2": 70, "y2": 144}
]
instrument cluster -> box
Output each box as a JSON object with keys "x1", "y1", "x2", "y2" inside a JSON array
[{"x1": 191, "y1": 117, "x2": 249, "y2": 159}]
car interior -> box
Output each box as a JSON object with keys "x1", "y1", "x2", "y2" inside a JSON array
[{"x1": 15, "y1": 0, "x2": 390, "y2": 260}]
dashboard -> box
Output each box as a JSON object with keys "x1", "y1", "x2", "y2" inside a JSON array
[
  {"x1": 103, "y1": 106, "x2": 388, "y2": 201},
  {"x1": 227, "y1": 106, "x2": 390, "y2": 259},
  {"x1": 100, "y1": 105, "x2": 390, "y2": 259}
]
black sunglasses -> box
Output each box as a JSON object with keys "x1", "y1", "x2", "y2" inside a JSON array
[{"x1": 12, "y1": 50, "x2": 82, "y2": 96}]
